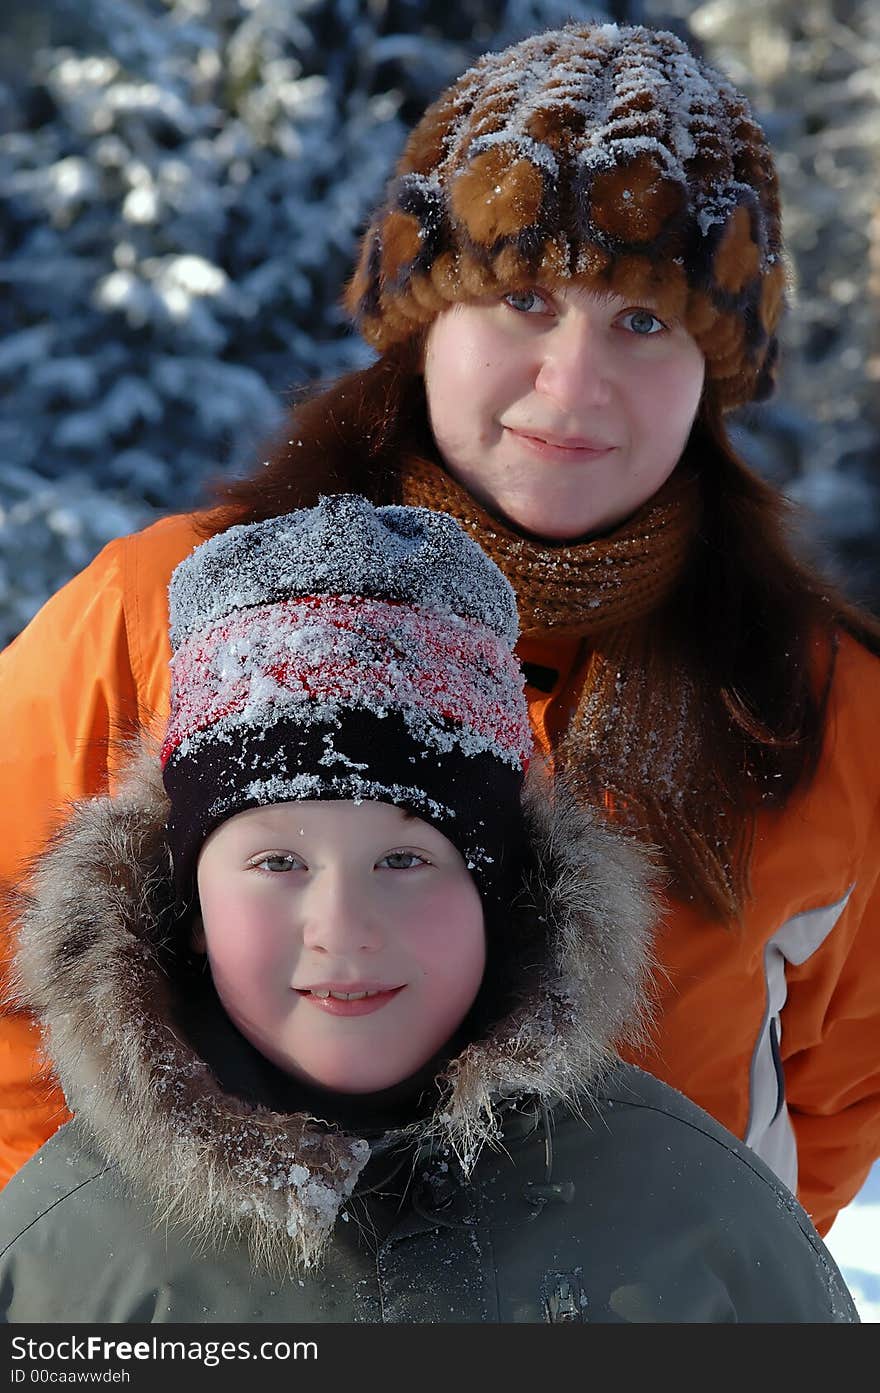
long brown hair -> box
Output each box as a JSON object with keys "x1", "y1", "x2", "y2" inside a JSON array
[
  {"x1": 196, "y1": 348, "x2": 427, "y2": 535},
  {"x1": 198, "y1": 351, "x2": 880, "y2": 919},
  {"x1": 690, "y1": 395, "x2": 880, "y2": 752}
]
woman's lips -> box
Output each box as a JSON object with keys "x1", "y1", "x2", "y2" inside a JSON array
[
  {"x1": 505, "y1": 428, "x2": 615, "y2": 460},
  {"x1": 295, "y1": 986, "x2": 404, "y2": 1017}
]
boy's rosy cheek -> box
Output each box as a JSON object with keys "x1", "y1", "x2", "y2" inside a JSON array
[
  {"x1": 205, "y1": 913, "x2": 283, "y2": 974},
  {"x1": 412, "y1": 921, "x2": 485, "y2": 974}
]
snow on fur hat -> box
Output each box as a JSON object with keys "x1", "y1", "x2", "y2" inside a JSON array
[
  {"x1": 346, "y1": 22, "x2": 786, "y2": 410},
  {"x1": 161, "y1": 495, "x2": 532, "y2": 902}
]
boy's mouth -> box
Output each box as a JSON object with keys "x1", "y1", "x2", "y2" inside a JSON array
[
  {"x1": 297, "y1": 981, "x2": 403, "y2": 998},
  {"x1": 295, "y1": 985, "x2": 405, "y2": 1017},
  {"x1": 306, "y1": 988, "x2": 383, "y2": 1001}
]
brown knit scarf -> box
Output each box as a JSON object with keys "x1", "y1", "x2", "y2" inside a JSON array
[
  {"x1": 399, "y1": 455, "x2": 700, "y2": 638},
  {"x1": 400, "y1": 454, "x2": 748, "y2": 920}
]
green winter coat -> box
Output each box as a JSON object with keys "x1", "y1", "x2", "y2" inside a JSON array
[{"x1": 0, "y1": 751, "x2": 858, "y2": 1324}]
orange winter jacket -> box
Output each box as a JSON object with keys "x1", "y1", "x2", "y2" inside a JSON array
[{"x1": 0, "y1": 510, "x2": 878, "y2": 1237}]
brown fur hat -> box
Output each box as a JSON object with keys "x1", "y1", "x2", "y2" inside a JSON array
[{"x1": 345, "y1": 22, "x2": 786, "y2": 410}]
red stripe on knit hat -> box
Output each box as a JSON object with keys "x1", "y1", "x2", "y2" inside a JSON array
[{"x1": 161, "y1": 595, "x2": 531, "y2": 768}]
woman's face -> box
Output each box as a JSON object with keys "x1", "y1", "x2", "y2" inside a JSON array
[
  {"x1": 423, "y1": 283, "x2": 705, "y2": 540},
  {"x1": 195, "y1": 800, "x2": 486, "y2": 1094}
]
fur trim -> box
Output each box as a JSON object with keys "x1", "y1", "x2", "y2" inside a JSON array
[{"x1": 9, "y1": 745, "x2": 657, "y2": 1273}]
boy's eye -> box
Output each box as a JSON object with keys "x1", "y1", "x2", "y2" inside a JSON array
[
  {"x1": 617, "y1": 308, "x2": 666, "y2": 336},
  {"x1": 503, "y1": 289, "x2": 549, "y2": 316},
  {"x1": 377, "y1": 851, "x2": 429, "y2": 871},
  {"x1": 250, "y1": 854, "x2": 300, "y2": 873}
]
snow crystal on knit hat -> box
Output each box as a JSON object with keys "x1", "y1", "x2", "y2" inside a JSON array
[
  {"x1": 168, "y1": 491, "x2": 518, "y2": 649},
  {"x1": 346, "y1": 21, "x2": 786, "y2": 409},
  {"x1": 162, "y1": 495, "x2": 532, "y2": 902}
]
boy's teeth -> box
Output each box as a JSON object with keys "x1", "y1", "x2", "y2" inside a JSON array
[{"x1": 310, "y1": 988, "x2": 382, "y2": 1000}]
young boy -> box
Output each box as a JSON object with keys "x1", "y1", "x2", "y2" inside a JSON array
[{"x1": 0, "y1": 496, "x2": 857, "y2": 1322}]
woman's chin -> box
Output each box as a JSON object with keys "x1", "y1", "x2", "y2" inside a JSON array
[{"x1": 494, "y1": 497, "x2": 610, "y2": 543}]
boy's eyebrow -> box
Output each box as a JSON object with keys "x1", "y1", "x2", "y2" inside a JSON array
[
  {"x1": 236, "y1": 809, "x2": 285, "y2": 827},
  {"x1": 230, "y1": 812, "x2": 298, "y2": 839}
]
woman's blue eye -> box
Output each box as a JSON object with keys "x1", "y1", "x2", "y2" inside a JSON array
[
  {"x1": 503, "y1": 290, "x2": 547, "y2": 315},
  {"x1": 378, "y1": 852, "x2": 427, "y2": 870},
  {"x1": 620, "y1": 308, "x2": 666, "y2": 335}
]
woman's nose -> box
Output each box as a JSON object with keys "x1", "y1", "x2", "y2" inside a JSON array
[
  {"x1": 534, "y1": 314, "x2": 612, "y2": 411},
  {"x1": 300, "y1": 874, "x2": 382, "y2": 954}
]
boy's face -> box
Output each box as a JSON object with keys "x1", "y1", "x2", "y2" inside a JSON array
[{"x1": 194, "y1": 800, "x2": 486, "y2": 1093}]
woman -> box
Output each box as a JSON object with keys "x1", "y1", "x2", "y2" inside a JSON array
[{"x1": 0, "y1": 21, "x2": 877, "y2": 1238}]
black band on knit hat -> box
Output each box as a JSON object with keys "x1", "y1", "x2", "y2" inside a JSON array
[
  {"x1": 161, "y1": 495, "x2": 532, "y2": 903},
  {"x1": 163, "y1": 707, "x2": 527, "y2": 907}
]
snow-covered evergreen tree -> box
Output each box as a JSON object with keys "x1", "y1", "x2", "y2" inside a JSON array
[{"x1": 0, "y1": 0, "x2": 619, "y2": 642}]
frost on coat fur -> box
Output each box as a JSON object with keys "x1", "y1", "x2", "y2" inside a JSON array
[{"x1": 8, "y1": 744, "x2": 657, "y2": 1274}]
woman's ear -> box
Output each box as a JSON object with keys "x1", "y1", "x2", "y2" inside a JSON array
[{"x1": 190, "y1": 910, "x2": 207, "y2": 955}]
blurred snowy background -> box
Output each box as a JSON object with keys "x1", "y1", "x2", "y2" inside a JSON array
[{"x1": 0, "y1": 0, "x2": 877, "y2": 1317}]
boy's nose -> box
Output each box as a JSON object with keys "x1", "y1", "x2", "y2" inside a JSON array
[
  {"x1": 300, "y1": 875, "x2": 383, "y2": 954},
  {"x1": 534, "y1": 314, "x2": 612, "y2": 411}
]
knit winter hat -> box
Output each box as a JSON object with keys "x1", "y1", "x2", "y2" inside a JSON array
[
  {"x1": 161, "y1": 495, "x2": 532, "y2": 904},
  {"x1": 346, "y1": 22, "x2": 786, "y2": 410}
]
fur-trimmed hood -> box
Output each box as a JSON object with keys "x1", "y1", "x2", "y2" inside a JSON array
[{"x1": 10, "y1": 747, "x2": 657, "y2": 1273}]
